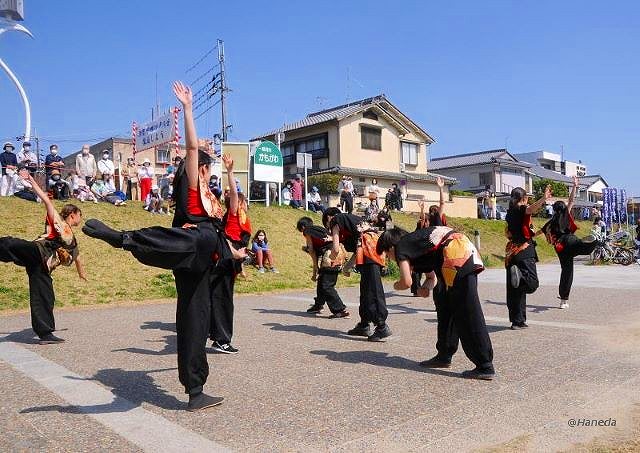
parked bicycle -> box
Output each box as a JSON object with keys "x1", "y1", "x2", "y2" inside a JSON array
[{"x1": 590, "y1": 231, "x2": 635, "y2": 265}]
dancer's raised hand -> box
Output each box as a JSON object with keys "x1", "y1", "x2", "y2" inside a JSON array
[
  {"x1": 172, "y1": 81, "x2": 192, "y2": 107},
  {"x1": 436, "y1": 176, "x2": 444, "y2": 188},
  {"x1": 222, "y1": 153, "x2": 234, "y2": 172}
]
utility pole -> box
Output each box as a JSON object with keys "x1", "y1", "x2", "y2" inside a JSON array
[{"x1": 217, "y1": 39, "x2": 229, "y2": 141}]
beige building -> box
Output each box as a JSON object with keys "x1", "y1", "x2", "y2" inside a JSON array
[{"x1": 253, "y1": 95, "x2": 476, "y2": 217}]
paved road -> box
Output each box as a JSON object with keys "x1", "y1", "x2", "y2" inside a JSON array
[{"x1": 1, "y1": 264, "x2": 639, "y2": 452}]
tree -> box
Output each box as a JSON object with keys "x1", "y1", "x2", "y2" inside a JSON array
[
  {"x1": 533, "y1": 178, "x2": 568, "y2": 199},
  {"x1": 308, "y1": 173, "x2": 342, "y2": 196}
]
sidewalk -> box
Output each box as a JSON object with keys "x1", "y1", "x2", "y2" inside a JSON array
[{"x1": 1, "y1": 264, "x2": 639, "y2": 452}]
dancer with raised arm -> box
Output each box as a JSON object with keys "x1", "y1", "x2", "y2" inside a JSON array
[
  {"x1": 0, "y1": 170, "x2": 86, "y2": 343},
  {"x1": 82, "y1": 81, "x2": 241, "y2": 411}
]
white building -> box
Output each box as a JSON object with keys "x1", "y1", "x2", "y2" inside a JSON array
[{"x1": 515, "y1": 150, "x2": 587, "y2": 177}]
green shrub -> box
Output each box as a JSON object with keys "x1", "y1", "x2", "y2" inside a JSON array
[{"x1": 308, "y1": 174, "x2": 342, "y2": 196}]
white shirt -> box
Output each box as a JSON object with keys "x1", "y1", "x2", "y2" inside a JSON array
[
  {"x1": 308, "y1": 192, "x2": 321, "y2": 203},
  {"x1": 97, "y1": 158, "x2": 115, "y2": 176},
  {"x1": 17, "y1": 150, "x2": 38, "y2": 165},
  {"x1": 138, "y1": 165, "x2": 154, "y2": 179}
]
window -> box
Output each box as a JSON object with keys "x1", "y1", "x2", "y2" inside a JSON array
[
  {"x1": 479, "y1": 172, "x2": 492, "y2": 187},
  {"x1": 363, "y1": 110, "x2": 378, "y2": 121},
  {"x1": 401, "y1": 142, "x2": 418, "y2": 165},
  {"x1": 361, "y1": 126, "x2": 382, "y2": 150},
  {"x1": 281, "y1": 133, "x2": 328, "y2": 165},
  {"x1": 156, "y1": 148, "x2": 169, "y2": 164}
]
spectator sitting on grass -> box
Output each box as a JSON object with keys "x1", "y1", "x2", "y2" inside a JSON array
[
  {"x1": 282, "y1": 182, "x2": 292, "y2": 206},
  {"x1": 251, "y1": 229, "x2": 278, "y2": 273},
  {"x1": 307, "y1": 186, "x2": 325, "y2": 213},
  {"x1": 48, "y1": 169, "x2": 71, "y2": 200},
  {"x1": 67, "y1": 171, "x2": 98, "y2": 203},
  {"x1": 91, "y1": 173, "x2": 126, "y2": 206},
  {"x1": 13, "y1": 165, "x2": 40, "y2": 202},
  {"x1": 144, "y1": 184, "x2": 167, "y2": 214}
]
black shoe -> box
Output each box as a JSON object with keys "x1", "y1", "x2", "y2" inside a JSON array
[
  {"x1": 419, "y1": 356, "x2": 452, "y2": 368},
  {"x1": 306, "y1": 304, "x2": 324, "y2": 314},
  {"x1": 187, "y1": 392, "x2": 224, "y2": 411},
  {"x1": 38, "y1": 333, "x2": 65, "y2": 345},
  {"x1": 328, "y1": 310, "x2": 350, "y2": 319},
  {"x1": 509, "y1": 265, "x2": 522, "y2": 288},
  {"x1": 347, "y1": 323, "x2": 371, "y2": 337},
  {"x1": 82, "y1": 219, "x2": 124, "y2": 248},
  {"x1": 367, "y1": 324, "x2": 392, "y2": 342},
  {"x1": 461, "y1": 367, "x2": 495, "y2": 380},
  {"x1": 510, "y1": 322, "x2": 529, "y2": 330},
  {"x1": 211, "y1": 341, "x2": 239, "y2": 354}
]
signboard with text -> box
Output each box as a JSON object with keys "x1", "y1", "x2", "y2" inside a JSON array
[
  {"x1": 134, "y1": 111, "x2": 176, "y2": 152},
  {"x1": 253, "y1": 140, "x2": 283, "y2": 183}
]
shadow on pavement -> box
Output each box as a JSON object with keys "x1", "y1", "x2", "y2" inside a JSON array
[
  {"x1": 310, "y1": 349, "x2": 463, "y2": 378},
  {"x1": 140, "y1": 321, "x2": 175, "y2": 332},
  {"x1": 20, "y1": 367, "x2": 182, "y2": 414},
  {"x1": 112, "y1": 335, "x2": 176, "y2": 356},
  {"x1": 253, "y1": 308, "x2": 321, "y2": 318},
  {"x1": 423, "y1": 318, "x2": 512, "y2": 333},
  {"x1": 484, "y1": 299, "x2": 557, "y2": 314},
  {"x1": 387, "y1": 303, "x2": 436, "y2": 315},
  {"x1": 263, "y1": 322, "x2": 369, "y2": 341},
  {"x1": 0, "y1": 327, "x2": 39, "y2": 344}
]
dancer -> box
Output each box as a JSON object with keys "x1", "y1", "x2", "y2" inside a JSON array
[
  {"x1": 377, "y1": 225, "x2": 495, "y2": 379},
  {"x1": 296, "y1": 216, "x2": 350, "y2": 318},
  {"x1": 83, "y1": 81, "x2": 234, "y2": 411},
  {"x1": 505, "y1": 185, "x2": 551, "y2": 329},
  {"x1": 0, "y1": 170, "x2": 86, "y2": 343},
  {"x1": 540, "y1": 176, "x2": 597, "y2": 309},
  {"x1": 208, "y1": 156, "x2": 250, "y2": 354},
  {"x1": 322, "y1": 207, "x2": 391, "y2": 341}
]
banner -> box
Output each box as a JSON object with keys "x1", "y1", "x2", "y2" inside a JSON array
[
  {"x1": 133, "y1": 110, "x2": 178, "y2": 153},
  {"x1": 619, "y1": 189, "x2": 627, "y2": 223},
  {"x1": 601, "y1": 188, "x2": 612, "y2": 227},
  {"x1": 611, "y1": 188, "x2": 618, "y2": 224}
]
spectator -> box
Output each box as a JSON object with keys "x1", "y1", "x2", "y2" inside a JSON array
[
  {"x1": 159, "y1": 165, "x2": 175, "y2": 200},
  {"x1": 97, "y1": 149, "x2": 115, "y2": 178},
  {"x1": 364, "y1": 198, "x2": 380, "y2": 224},
  {"x1": 307, "y1": 186, "x2": 325, "y2": 213},
  {"x1": 391, "y1": 183, "x2": 402, "y2": 211},
  {"x1": 13, "y1": 166, "x2": 39, "y2": 202},
  {"x1": 144, "y1": 184, "x2": 166, "y2": 214},
  {"x1": 209, "y1": 174, "x2": 222, "y2": 199},
  {"x1": 290, "y1": 174, "x2": 304, "y2": 208},
  {"x1": 490, "y1": 192, "x2": 497, "y2": 220},
  {"x1": 0, "y1": 142, "x2": 18, "y2": 196},
  {"x1": 44, "y1": 144, "x2": 65, "y2": 181},
  {"x1": 75, "y1": 144, "x2": 97, "y2": 185},
  {"x1": 338, "y1": 175, "x2": 354, "y2": 213},
  {"x1": 251, "y1": 229, "x2": 278, "y2": 273},
  {"x1": 137, "y1": 158, "x2": 154, "y2": 202},
  {"x1": 282, "y1": 181, "x2": 292, "y2": 206},
  {"x1": 385, "y1": 188, "x2": 398, "y2": 211},
  {"x1": 17, "y1": 141, "x2": 38, "y2": 175},
  {"x1": 91, "y1": 173, "x2": 126, "y2": 206},
  {"x1": 376, "y1": 205, "x2": 393, "y2": 231},
  {"x1": 367, "y1": 178, "x2": 381, "y2": 203},
  {"x1": 68, "y1": 171, "x2": 97, "y2": 203},
  {"x1": 121, "y1": 157, "x2": 139, "y2": 201},
  {"x1": 48, "y1": 169, "x2": 70, "y2": 200},
  {"x1": 269, "y1": 182, "x2": 278, "y2": 204}
]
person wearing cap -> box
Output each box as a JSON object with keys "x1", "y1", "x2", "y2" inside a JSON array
[
  {"x1": 45, "y1": 144, "x2": 65, "y2": 181},
  {"x1": 17, "y1": 141, "x2": 38, "y2": 175},
  {"x1": 121, "y1": 156, "x2": 139, "y2": 201},
  {"x1": 97, "y1": 149, "x2": 115, "y2": 178},
  {"x1": 290, "y1": 174, "x2": 304, "y2": 209},
  {"x1": 307, "y1": 186, "x2": 325, "y2": 213},
  {"x1": 75, "y1": 144, "x2": 97, "y2": 185},
  {"x1": 91, "y1": 173, "x2": 126, "y2": 206},
  {"x1": 48, "y1": 169, "x2": 71, "y2": 200},
  {"x1": 144, "y1": 183, "x2": 166, "y2": 214},
  {"x1": 137, "y1": 157, "x2": 155, "y2": 202},
  {"x1": 0, "y1": 142, "x2": 18, "y2": 196}
]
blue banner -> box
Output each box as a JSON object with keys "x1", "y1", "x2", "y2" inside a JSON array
[
  {"x1": 601, "y1": 188, "x2": 611, "y2": 227},
  {"x1": 619, "y1": 189, "x2": 627, "y2": 223}
]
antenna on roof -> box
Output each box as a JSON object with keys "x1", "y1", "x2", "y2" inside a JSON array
[{"x1": 315, "y1": 96, "x2": 327, "y2": 109}]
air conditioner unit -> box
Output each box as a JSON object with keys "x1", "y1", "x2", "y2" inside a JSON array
[{"x1": 399, "y1": 163, "x2": 406, "y2": 172}]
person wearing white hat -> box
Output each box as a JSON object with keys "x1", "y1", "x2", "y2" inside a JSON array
[
  {"x1": 75, "y1": 144, "x2": 97, "y2": 185},
  {"x1": 144, "y1": 183, "x2": 165, "y2": 214},
  {"x1": 0, "y1": 142, "x2": 18, "y2": 196},
  {"x1": 97, "y1": 149, "x2": 115, "y2": 178},
  {"x1": 137, "y1": 157, "x2": 154, "y2": 202}
]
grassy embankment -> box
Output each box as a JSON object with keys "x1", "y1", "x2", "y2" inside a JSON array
[{"x1": 0, "y1": 197, "x2": 592, "y2": 311}]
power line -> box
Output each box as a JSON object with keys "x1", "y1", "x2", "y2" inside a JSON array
[
  {"x1": 194, "y1": 99, "x2": 221, "y2": 121},
  {"x1": 189, "y1": 64, "x2": 220, "y2": 87},
  {"x1": 185, "y1": 45, "x2": 218, "y2": 74}
]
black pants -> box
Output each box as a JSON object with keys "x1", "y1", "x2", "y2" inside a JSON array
[
  {"x1": 433, "y1": 273, "x2": 494, "y2": 370},
  {"x1": 411, "y1": 271, "x2": 423, "y2": 295},
  {"x1": 209, "y1": 242, "x2": 235, "y2": 345},
  {"x1": 316, "y1": 269, "x2": 346, "y2": 314},
  {"x1": 506, "y1": 252, "x2": 539, "y2": 324},
  {"x1": 557, "y1": 235, "x2": 598, "y2": 300},
  {"x1": 0, "y1": 237, "x2": 55, "y2": 338},
  {"x1": 114, "y1": 223, "x2": 221, "y2": 394},
  {"x1": 340, "y1": 193, "x2": 353, "y2": 214},
  {"x1": 356, "y1": 262, "x2": 387, "y2": 326}
]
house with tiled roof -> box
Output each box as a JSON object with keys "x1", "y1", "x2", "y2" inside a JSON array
[
  {"x1": 428, "y1": 149, "x2": 533, "y2": 195},
  {"x1": 253, "y1": 95, "x2": 477, "y2": 217}
]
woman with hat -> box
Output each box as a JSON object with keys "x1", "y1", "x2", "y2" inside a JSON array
[
  {"x1": 307, "y1": 186, "x2": 325, "y2": 213},
  {"x1": 48, "y1": 169, "x2": 71, "y2": 200},
  {"x1": 138, "y1": 157, "x2": 154, "y2": 201},
  {"x1": 0, "y1": 142, "x2": 18, "y2": 196}
]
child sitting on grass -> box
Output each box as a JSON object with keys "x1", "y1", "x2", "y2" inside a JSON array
[{"x1": 251, "y1": 229, "x2": 278, "y2": 273}]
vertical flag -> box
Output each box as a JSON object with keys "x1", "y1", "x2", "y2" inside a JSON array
[
  {"x1": 601, "y1": 188, "x2": 610, "y2": 227},
  {"x1": 619, "y1": 189, "x2": 627, "y2": 223},
  {"x1": 612, "y1": 188, "x2": 619, "y2": 224}
]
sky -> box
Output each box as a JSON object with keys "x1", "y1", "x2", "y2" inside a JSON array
[{"x1": 1, "y1": 1, "x2": 639, "y2": 193}]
